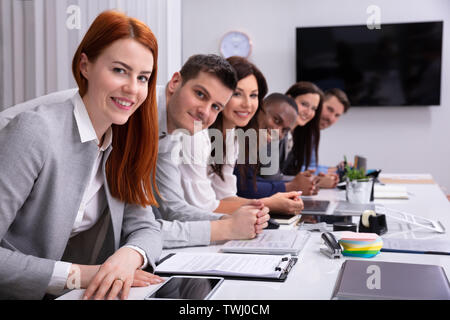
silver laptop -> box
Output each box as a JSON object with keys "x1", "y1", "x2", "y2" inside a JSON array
[{"x1": 332, "y1": 260, "x2": 450, "y2": 300}]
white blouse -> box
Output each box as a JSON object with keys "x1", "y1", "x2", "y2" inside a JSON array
[
  {"x1": 209, "y1": 128, "x2": 239, "y2": 200},
  {"x1": 178, "y1": 128, "x2": 239, "y2": 212}
]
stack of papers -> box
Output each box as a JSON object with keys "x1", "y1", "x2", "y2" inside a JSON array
[{"x1": 338, "y1": 232, "x2": 383, "y2": 258}]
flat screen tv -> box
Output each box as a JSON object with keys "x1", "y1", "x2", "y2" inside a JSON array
[{"x1": 296, "y1": 21, "x2": 443, "y2": 106}]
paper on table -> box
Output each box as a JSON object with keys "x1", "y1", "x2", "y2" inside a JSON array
[
  {"x1": 374, "y1": 185, "x2": 409, "y2": 199},
  {"x1": 222, "y1": 230, "x2": 309, "y2": 252},
  {"x1": 221, "y1": 230, "x2": 310, "y2": 255},
  {"x1": 380, "y1": 173, "x2": 433, "y2": 180},
  {"x1": 378, "y1": 173, "x2": 435, "y2": 184},
  {"x1": 270, "y1": 214, "x2": 301, "y2": 225},
  {"x1": 382, "y1": 237, "x2": 450, "y2": 254},
  {"x1": 155, "y1": 252, "x2": 290, "y2": 278},
  {"x1": 56, "y1": 285, "x2": 156, "y2": 300},
  {"x1": 225, "y1": 231, "x2": 296, "y2": 248}
]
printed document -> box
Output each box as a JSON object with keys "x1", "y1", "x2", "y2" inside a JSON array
[
  {"x1": 155, "y1": 252, "x2": 292, "y2": 278},
  {"x1": 221, "y1": 230, "x2": 310, "y2": 255}
]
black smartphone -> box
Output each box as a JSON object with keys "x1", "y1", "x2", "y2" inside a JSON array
[{"x1": 144, "y1": 276, "x2": 224, "y2": 300}]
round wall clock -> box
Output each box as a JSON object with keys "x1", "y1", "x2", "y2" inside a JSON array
[{"x1": 220, "y1": 31, "x2": 252, "y2": 58}]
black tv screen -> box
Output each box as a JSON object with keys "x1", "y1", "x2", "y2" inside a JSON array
[{"x1": 296, "y1": 21, "x2": 443, "y2": 106}]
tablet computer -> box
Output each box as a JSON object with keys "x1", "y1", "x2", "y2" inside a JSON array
[
  {"x1": 301, "y1": 200, "x2": 330, "y2": 215},
  {"x1": 144, "y1": 276, "x2": 224, "y2": 300}
]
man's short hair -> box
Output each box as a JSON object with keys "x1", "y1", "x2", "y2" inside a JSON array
[
  {"x1": 180, "y1": 54, "x2": 238, "y2": 91},
  {"x1": 324, "y1": 88, "x2": 351, "y2": 113},
  {"x1": 263, "y1": 93, "x2": 298, "y2": 113}
]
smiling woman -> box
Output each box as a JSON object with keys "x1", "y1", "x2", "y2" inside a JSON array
[
  {"x1": 72, "y1": 11, "x2": 160, "y2": 207},
  {"x1": 79, "y1": 39, "x2": 153, "y2": 136},
  {"x1": 0, "y1": 10, "x2": 163, "y2": 300},
  {"x1": 282, "y1": 81, "x2": 324, "y2": 175}
]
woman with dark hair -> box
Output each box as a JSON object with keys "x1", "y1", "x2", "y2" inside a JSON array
[
  {"x1": 178, "y1": 56, "x2": 304, "y2": 215},
  {"x1": 282, "y1": 81, "x2": 338, "y2": 189},
  {"x1": 282, "y1": 81, "x2": 323, "y2": 175},
  {"x1": 0, "y1": 10, "x2": 162, "y2": 300}
]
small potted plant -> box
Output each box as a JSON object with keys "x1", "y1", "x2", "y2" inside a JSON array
[{"x1": 343, "y1": 156, "x2": 373, "y2": 203}]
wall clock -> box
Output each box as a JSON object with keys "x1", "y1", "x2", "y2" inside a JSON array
[{"x1": 219, "y1": 31, "x2": 252, "y2": 58}]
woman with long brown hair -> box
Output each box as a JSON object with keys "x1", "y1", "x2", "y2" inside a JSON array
[
  {"x1": 282, "y1": 81, "x2": 324, "y2": 175},
  {"x1": 0, "y1": 11, "x2": 162, "y2": 300},
  {"x1": 282, "y1": 81, "x2": 339, "y2": 189}
]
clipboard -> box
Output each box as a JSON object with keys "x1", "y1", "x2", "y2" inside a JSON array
[{"x1": 155, "y1": 252, "x2": 297, "y2": 282}]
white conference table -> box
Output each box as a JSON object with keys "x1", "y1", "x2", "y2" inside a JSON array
[{"x1": 58, "y1": 178, "x2": 450, "y2": 300}]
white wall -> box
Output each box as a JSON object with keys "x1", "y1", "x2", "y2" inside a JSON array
[
  {"x1": 0, "y1": 0, "x2": 181, "y2": 109},
  {"x1": 182, "y1": 0, "x2": 450, "y2": 193}
]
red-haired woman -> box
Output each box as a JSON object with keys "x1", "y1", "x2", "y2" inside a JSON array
[{"x1": 0, "y1": 11, "x2": 162, "y2": 300}]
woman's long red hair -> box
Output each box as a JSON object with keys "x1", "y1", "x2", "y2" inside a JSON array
[{"x1": 72, "y1": 10, "x2": 159, "y2": 207}]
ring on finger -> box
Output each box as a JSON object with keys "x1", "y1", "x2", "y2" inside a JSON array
[{"x1": 115, "y1": 277, "x2": 125, "y2": 284}]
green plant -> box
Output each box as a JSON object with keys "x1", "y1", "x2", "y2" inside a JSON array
[{"x1": 343, "y1": 156, "x2": 368, "y2": 181}]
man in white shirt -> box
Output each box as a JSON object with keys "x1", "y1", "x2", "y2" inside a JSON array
[{"x1": 153, "y1": 54, "x2": 270, "y2": 248}]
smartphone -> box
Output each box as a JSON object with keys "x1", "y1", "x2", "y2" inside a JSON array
[{"x1": 144, "y1": 276, "x2": 224, "y2": 300}]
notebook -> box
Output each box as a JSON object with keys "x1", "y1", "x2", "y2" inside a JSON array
[
  {"x1": 332, "y1": 260, "x2": 450, "y2": 300},
  {"x1": 155, "y1": 252, "x2": 297, "y2": 282},
  {"x1": 221, "y1": 230, "x2": 311, "y2": 255},
  {"x1": 270, "y1": 213, "x2": 301, "y2": 225}
]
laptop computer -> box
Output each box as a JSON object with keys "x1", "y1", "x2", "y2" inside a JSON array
[
  {"x1": 332, "y1": 260, "x2": 450, "y2": 300},
  {"x1": 354, "y1": 155, "x2": 367, "y2": 171}
]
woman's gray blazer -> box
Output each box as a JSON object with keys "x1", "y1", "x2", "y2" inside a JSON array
[{"x1": 0, "y1": 99, "x2": 162, "y2": 299}]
